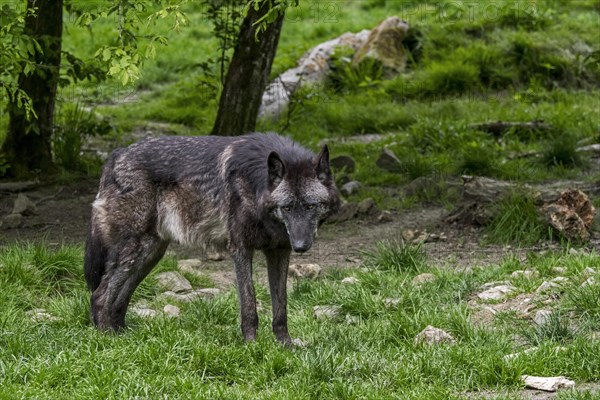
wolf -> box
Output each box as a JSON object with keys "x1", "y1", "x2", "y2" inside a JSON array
[{"x1": 84, "y1": 132, "x2": 340, "y2": 346}]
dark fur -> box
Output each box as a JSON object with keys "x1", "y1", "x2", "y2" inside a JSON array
[{"x1": 84, "y1": 133, "x2": 339, "y2": 345}]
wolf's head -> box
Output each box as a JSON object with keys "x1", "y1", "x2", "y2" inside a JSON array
[{"x1": 267, "y1": 145, "x2": 340, "y2": 253}]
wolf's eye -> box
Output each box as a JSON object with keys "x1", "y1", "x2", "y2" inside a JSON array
[
  {"x1": 282, "y1": 206, "x2": 291, "y2": 212},
  {"x1": 306, "y1": 204, "x2": 315, "y2": 210}
]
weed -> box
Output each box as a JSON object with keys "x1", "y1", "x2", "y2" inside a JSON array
[
  {"x1": 521, "y1": 311, "x2": 577, "y2": 345},
  {"x1": 566, "y1": 280, "x2": 600, "y2": 320},
  {"x1": 542, "y1": 133, "x2": 586, "y2": 168},
  {"x1": 486, "y1": 190, "x2": 551, "y2": 245},
  {"x1": 362, "y1": 240, "x2": 427, "y2": 273}
]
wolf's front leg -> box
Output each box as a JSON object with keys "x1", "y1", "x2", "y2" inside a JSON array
[
  {"x1": 232, "y1": 247, "x2": 258, "y2": 342},
  {"x1": 264, "y1": 248, "x2": 292, "y2": 346}
]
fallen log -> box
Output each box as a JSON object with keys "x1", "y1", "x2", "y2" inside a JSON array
[{"x1": 470, "y1": 120, "x2": 553, "y2": 138}]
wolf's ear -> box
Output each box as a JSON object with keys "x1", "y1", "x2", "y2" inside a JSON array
[
  {"x1": 315, "y1": 145, "x2": 331, "y2": 183},
  {"x1": 268, "y1": 151, "x2": 285, "y2": 188}
]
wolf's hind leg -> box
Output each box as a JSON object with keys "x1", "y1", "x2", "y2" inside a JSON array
[
  {"x1": 91, "y1": 234, "x2": 168, "y2": 331},
  {"x1": 264, "y1": 248, "x2": 292, "y2": 346}
]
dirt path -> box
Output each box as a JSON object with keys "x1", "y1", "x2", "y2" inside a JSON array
[{"x1": 0, "y1": 179, "x2": 570, "y2": 278}]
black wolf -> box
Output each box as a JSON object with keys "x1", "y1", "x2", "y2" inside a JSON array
[{"x1": 84, "y1": 133, "x2": 339, "y2": 346}]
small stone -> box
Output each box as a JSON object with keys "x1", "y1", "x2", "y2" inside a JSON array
[
  {"x1": 289, "y1": 263, "x2": 322, "y2": 279},
  {"x1": 569, "y1": 248, "x2": 579, "y2": 255},
  {"x1": 330, "y1": 155, "x2": 356, "y2": 173},
  {"x1": 583, "y1": 267, "x2": 595, "y2": 276},
  {"x1": 376, "y1": 148, "x2": 402, "y2": 173},
  {"x1": 341, "y1": 181, "x2": 361, "y2": 197},
  {"x1": 511, "y1": 270, "x2": 539, "y2": 279},
  {"x1": 27, "y1": 308, "x2": 59, "y2": 322},
  {"x1": 155, "y1": 271, "x2": 193, "y2": 293},
  {"x1": 313, "y1": 305, "x2": 341, "y2": 320},
  {"x1": 551, "y1": 277, "x2": 569, "y2": 284},
  {"x1": 552, "y1": 267, "x2": 566, "y2": 275},
  {"x1": 521, "y1": 375, "x2": 575, "y2": 392},
  {"x1": 534, "y1": 310, "x2": 553, "y2": 326},
  {"x1": 581, "y1": 277, "x2": 595, "y2": 287},
  {"x1": 159, "y1": 288, "x2": 220, "y2": 302},
  {"x1": 345, "y1": 314, "x2": 359, "y2": 325},
  {"x1": 357, "y1": 198, "x2": 377, "y2": 215},
  {"x1": 504, "y1": 347, "x2": 539, "y2": 361},
  {"x1": 377, "y1": 211, "x2": 393, "y2": 223},
  {"x1": 163, "y1": 304, "x2": 181, "y2": 317},
  {"x1": 328, "y1": 202, "x2": 359, "y2": 223},
  {"x1": 131, "y1": 305, "x2": 157, "y2": 318},
  {"x1": 291, "y1": 338, "x2": 308, "y2": 348},
  {"x1": 414, "y1": 325, "x2": 455, "y2": 346},
  {"x1": 12, "y1": 193, "x2": 37, "y2": 216},
  {"x1": 477, "y1": 285, "x2": 516, "y2": 301},
  {"x1": 1, "y1": 213, "x2": 22, "y2": 229},
  {"x1": 178, "y1": 259, "x2": 203, "y2": 270},
  {"x1": 178, "y1": 259, "x2": 204, "y2": 276},
  {"x1": 341, "y1": 276, "x2": 359, "y2": 285},
  {"x1": 384, "y1": 298, "x2": 400, "y2": 308},
  {"x1": 402, "y1": 229, "x2": 428, "y2": 243},
  {"x1": 412, "y1": 273, "x2": 436, "y2": 285},
  {"x1": 536, "y1": 281, "x2": 561, "y2": 293},
  {"x1": 206, "y1": 251, "x2": 227, "y2": 261}
]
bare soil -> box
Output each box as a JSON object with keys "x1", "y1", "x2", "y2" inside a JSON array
[{"x1": 1, "y1": 179, "x2": 596, "y2": 267}]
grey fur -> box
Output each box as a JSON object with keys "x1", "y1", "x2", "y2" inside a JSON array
[{"x1": 84, "y1": 132, "x2": 340, "y2": 346}]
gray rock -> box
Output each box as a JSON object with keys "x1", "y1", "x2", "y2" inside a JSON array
[
  {"x1": 477, "y1": 285, "x2": 516, "y2": 301},
  {"x1": 12, "y1": 193, "x2": 37, "y2": 216},
  {"x1": 1, "y1": 213, "x2": 22, "y2": 229},
  {"x1": 159, "y1": 288, "x2": 221, "y2": 302},
  {"x1": 313, "y1": 305, "x2": 341, "y2": 320},
  {"x1": 534, "y1": 310, "x2": 553, "y2": 326},
  {"x1": 536, "y1": 281, "x2": 561, "y2": 293},
  {"x1": 377, "y1": 211, "x2": 393, "y2": 223},
  {"x1": 345, "y1": 314, "x2": 359, "y2": 325},
  {"x1": 178, "y1": 259, "x2": 204, "y2": 276},
  {"x1": 330, "y1": 155, "x2": 356, "y2": 173},
  {"x1": 521, "y1": 375, "x2": 575, "y2": 392},
  {"x1": 511, "y1": 270, "x2": 540, "y2": 279},
  {"x1": 155, "y1": 271, "x2": 193, "y2": 293},
  {"x1": 357, "y1": 198, "x2": 377, "y2": 215},
  {"x1": 341, "y1": 181, "x2": 361, "y2": 197},
  {"x1": 328, "y1": 202, "x2": 359, "y2": 223},
  {"x1": 163, "y1": 304, "x2": 181, "y2": 317},
  {"x1": 131, "y1": 304, "x2": 157, "y2": 318},
  {"x1": 376, "y1": 148, "x2": 402, "y2": 173},
  {"x1": 289, "y1": 263, "x2": 322, "y2": 279},
  {"x1": 405, "y1": 177, "x2": 442, "y2": 198},
  {"x1": 260, "y1": 30, "x2": 371, "y2": 120},
  {"x1": 206, "y1": 251, "x2": 227, "y2": 261},
  {"x1": 384, "y1": 298, "x2": 400, "y2": 308},
  {"x1": 414, "y1": 325, "x2": 455, "y2": 346},
  {"x1": 26, "y1": 308, "x2": 59, "y2": 322},
  {"x1": 341, "y1": 276, "x2": 359, "y2": 285},
  {"x1": 352, "y1": 16, "x2": 410, "y2": 76}
]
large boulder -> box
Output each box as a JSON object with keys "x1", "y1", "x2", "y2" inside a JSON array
[
  {"x1": 352, "y1": 16, "x2": 410, "y2": 76},
  {"x1": 259, "y1": 30, "x2": 370, "y2": 120}
]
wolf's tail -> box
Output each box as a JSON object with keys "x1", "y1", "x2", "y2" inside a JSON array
[{"x1": 84, "y1": 222, "x2": 107, "y2": 291}]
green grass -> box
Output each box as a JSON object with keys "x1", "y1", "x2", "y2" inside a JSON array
[{"x1": 1, "y1": 243, "x2": 598, "y2": 399}]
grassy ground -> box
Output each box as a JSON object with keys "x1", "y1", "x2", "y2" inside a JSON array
[{"x1": 0, "y1": 243, "x2": 599, "y2": 399}]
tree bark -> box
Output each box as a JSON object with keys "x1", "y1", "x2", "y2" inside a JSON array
[
  {"x1": 211, "y1": 2, "x2": 284, "y2": 136},
  {"x1": 2, "y1": 0, "x2": 63, "y2": 177}
]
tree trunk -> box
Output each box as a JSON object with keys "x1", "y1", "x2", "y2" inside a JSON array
[
  {"x1": 211, "y1": 2, "x2": 284, "y2": 136},
  {"x1": 2, "y1": 0, "x2": 63, "y2": 178}
]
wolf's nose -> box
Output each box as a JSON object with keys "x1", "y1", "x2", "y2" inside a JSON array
[{"x1": 292, "y1": 242, "x2": 311, "y2": 253}]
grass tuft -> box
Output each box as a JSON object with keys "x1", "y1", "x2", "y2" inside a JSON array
[
  {"x1": 486, "y1": 191, "x2": 551, "y2": 245},
  {"x1": 362, "y1": 240, "x2": 427, "y2": 273}
]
